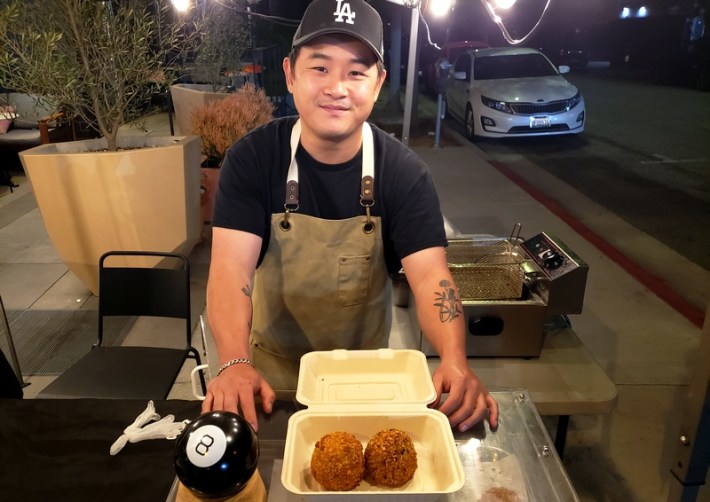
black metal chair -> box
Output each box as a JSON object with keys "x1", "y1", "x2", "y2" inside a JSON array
[
  {"x1": 0, "y1": 349, "x2": 23, "y2": 399},
  {"x1": 0, "y1": 294, "x2": 23, "y2": 399},
  {"x1": 37, "y1": 251, "x2": 207, "y2": 399}
]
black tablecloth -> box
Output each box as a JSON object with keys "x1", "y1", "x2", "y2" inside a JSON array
[{"x1": 0, "y1": 399, "x2": 201, "y2": 502}]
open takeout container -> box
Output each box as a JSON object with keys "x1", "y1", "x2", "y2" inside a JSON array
[{"x1": 281, "y1": 349, "x2": 465, "y2": 500}]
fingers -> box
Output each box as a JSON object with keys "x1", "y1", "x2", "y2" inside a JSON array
[
  {"x1": 453, "y1": 391, "x2": 489, "y2": 433},
  {"x1": 486, "y1": 394, "x2": 499, "y2": 429},
  {"x1": 432, "y1": 369, "x2": 497, "y2": 432},
  {"x1": 199, "y1": 368, "x2": 268, "y2": 432},
  {"x1": 440, "y1": 383, "x2": 479, "y2": 432},
  {"x1": 238, "y1": 388, "x2": 258, "y2": 432},
  {"x1": 260, "y1": 380, "x2": 276, "y2": 414},
  {"x1": 436, "y1": 385, "x2": 464, "y2": 418},
  {"x1": 200, "y1": 392, "x2": 214, "y2": 414}
]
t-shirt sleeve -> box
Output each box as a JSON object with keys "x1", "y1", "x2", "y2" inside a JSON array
[
  {"x1": 212, "y1": 134, "x2": 269, "y2": 239},
  {"x1": 380, "y1": 136, "x2": 447, "y2": 271}
]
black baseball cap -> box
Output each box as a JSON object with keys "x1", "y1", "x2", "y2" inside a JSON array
[{"x1": 292, "y1": 0, "x2": 384, "y2": 63}]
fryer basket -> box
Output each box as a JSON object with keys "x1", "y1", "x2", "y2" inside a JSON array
[{"x1": 446, "y1": 239, "x2": 525, "y2": 300}]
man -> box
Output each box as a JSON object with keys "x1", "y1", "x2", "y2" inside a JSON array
[{"x1": 202, "y1": 0, "x2": 498, "y2": 433}]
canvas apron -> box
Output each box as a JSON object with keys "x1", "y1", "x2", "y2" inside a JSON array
[{"x1": 250, "y1": 120, "x2": 389, "y2": 390}]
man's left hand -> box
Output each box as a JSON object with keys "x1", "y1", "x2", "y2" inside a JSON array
[{"x1": 430, "y1": 361, "x2": 499, "y2": 432}]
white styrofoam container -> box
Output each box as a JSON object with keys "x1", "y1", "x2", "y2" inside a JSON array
[{"x1": 281, "y1": 349, "x2": 465, "y2": 500}]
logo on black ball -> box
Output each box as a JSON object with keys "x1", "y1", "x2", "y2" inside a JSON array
[{"x1": 195, "y1": 434, "x2": 215, "y2": 456}]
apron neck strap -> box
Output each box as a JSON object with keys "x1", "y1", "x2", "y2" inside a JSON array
[
  {"x1": 285, "y1": 120, "x2": 302, "y2": 211},
  {"x1": 285, "y1": 120, "x2": 375, "y2": 211}
]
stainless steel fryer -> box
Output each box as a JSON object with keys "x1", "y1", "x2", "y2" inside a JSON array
[{"x1": 399, "y1": 232, "x2": 588, "y2": 357}]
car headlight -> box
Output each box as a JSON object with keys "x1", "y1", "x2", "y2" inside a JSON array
[
  {"x1": 567, "y1": 92, "x2": 582, "y2": 110},
  {"x1": 481, "y1": 95, "x2": 514, "y2": 114}
]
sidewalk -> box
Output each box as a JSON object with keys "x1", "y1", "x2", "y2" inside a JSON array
[
  {"x1": 1, "y1": 103, "x2": 708, "y2": 500},
  {"x1": 373, "y1": 93, "x2": 708, "y2": 501}
]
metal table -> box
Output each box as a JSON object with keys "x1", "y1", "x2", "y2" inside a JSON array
[{"x1": 167, "y1": 391, "x2": 579, "y2": 501}]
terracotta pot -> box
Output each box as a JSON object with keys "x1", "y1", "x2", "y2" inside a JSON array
[{"x1": 200, "y1": 166, "x2": 221, "y2": 225}]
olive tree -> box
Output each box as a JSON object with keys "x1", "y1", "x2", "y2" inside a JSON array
[
  {"x1": 0, "y1": 0, "x2": 199, "y2": 151},
  {"x1": 193, "y1": 1, "x2": 251, "y2": 90}
]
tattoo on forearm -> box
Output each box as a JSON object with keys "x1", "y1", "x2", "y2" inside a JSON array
[{"x1": 433, "y1": 279, "x2": 462, "y2": 323}]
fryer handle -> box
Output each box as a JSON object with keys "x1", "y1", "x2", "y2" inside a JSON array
[{"x1": 468, "y1": 316, "x2": 504, "y2": 336}]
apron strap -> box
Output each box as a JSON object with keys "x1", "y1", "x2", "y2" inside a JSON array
[
  {"x1": 285, "y1": 120, "x2": 301, "y2": 211},
  {"x1": 284, "y1": 120, "x2": 375, "y2": 211},
  {"x1": 360, "y1": 121, "x2": 375, "y2": 208}
]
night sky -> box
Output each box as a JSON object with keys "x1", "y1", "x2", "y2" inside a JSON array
[
  {"x1": 257, "y1": 0, "x2": 631, "y2": 65},
  {"x1": 376, "y1": 0, "x2": 621, "y2": 47},
  {"x1": 260, "y1": 0, "x2": 622, "y2": 45}
]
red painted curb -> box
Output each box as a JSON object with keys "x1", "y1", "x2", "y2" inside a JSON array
[{"x1": 489, "y1": 160, "x2": 705, "y2": 329}]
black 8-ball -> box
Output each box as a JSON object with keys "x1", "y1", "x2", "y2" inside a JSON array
[{"x1": 174, "y1": 411, "x2": 259, "y2": 498}]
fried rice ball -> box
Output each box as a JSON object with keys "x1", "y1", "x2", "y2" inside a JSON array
[
  {"x1": 364, "y1": 428, "x2": 418, "y2": 488},
  {"x1": 310, "y1": 431, "x2": 365, "y2": 491}
]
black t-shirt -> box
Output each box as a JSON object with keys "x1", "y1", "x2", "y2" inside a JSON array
[{"x1": 213, "y1": 116, "x2": 447, "y2": 275}]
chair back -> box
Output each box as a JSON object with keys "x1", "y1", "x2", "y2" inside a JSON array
[
  {"x1": 5, "y1": 93, "x2": 57, "y2": 126},
  {"x1": 97, "y1": 251, "x2": 192, "y2": 348}
]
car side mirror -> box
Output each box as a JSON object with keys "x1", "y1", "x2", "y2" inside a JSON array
[
  {"x1": 453, "y1": 71, "x2": 467, "y2": 80},
  {"x1": 558, "y1": 65, "x2": 571, "y2": 74}
]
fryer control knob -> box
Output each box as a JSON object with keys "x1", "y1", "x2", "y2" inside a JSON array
[{"x1": 542, "y1": 250, "x2": 564, "y2": 269}]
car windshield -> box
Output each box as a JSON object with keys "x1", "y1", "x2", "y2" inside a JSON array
[{"x1": 474, "y1": 53, "x2": 558, "y2": 80}]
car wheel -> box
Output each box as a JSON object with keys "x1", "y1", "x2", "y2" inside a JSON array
[{"x1": 465, "y1": 105, "x2": 476, "y2": 141}]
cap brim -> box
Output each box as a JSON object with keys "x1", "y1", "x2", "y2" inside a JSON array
[{"x1": 293, "y1": 29, "x2": 383, "y2": 63}]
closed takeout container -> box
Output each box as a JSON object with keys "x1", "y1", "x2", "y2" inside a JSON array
[{"x1": 281, "y1": 349, "x2": 465, "y2": 500}]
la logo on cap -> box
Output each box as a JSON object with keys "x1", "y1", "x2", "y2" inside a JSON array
[{"x1": 333, "y1": 0, "x2": 356, "y2": 25}]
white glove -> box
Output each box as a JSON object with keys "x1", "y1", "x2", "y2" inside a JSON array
[{"x1": 110, "y1": 400, "x2": 188, "y2": 455}]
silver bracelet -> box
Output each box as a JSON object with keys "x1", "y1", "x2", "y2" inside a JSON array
[{"x1": 217, "y1": 357, "x2": 254, "y2": 376}]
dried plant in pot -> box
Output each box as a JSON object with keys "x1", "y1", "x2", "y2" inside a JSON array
[
  {"x1": 169, "y1": 1, "x2": 250, "y2": 136},
  {"x1": 191, "y1": 83, "x2": 274, "y2": 223}
]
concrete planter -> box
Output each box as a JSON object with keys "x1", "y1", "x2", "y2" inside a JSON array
[
  {"x1": 19, "y1": 135, "x2": 201, "y2": 295},
  {"x1": 170, "y1": 83, "x2": 228, "y2": 136}
]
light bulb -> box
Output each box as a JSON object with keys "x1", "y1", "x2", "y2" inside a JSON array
[
  {"x1": 171, "y1": 0, "x2": 190, "y2": 12},
  {"x1": 429, "y1": 0, "x2": 454, "y2": 17},
  {"x1": 494, "y1": 0, "x2": 516, "y2": 9}
]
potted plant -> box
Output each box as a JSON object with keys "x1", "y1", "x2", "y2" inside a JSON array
[
  {"x1": 170, "y1": 1, "x2": 251, "y2": 136},
  {"x1": 0, "y1": 0, "x2": 203, "y2": 295},
  {"x1": 190, "y1": 83, "x2": 273, "y2": 226}
]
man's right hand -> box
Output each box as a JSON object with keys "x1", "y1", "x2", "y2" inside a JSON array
[{"x1": 200, "y1": 364, "x2": 276, "y2": 432}]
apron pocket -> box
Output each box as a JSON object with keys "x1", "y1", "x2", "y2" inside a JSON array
[{"x1": 337, "y1": 255, "x2": 372, "y2": 306}]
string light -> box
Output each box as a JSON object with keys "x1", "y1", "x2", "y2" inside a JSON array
[{"x1": 481, "y1": 0, "x2": 553, "y2": 45}]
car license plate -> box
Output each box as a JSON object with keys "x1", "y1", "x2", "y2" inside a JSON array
[{"x1": 530, "y1": 116, "x2": 551, "y2": 128}]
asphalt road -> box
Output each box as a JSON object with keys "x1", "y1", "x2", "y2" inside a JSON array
[{"x1": 454, "y1": 68, "x2": 710, "y2": 271}]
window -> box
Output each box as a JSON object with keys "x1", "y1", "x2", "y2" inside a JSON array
[
  {"x1": 474, "y1": 53, "x2": 558, "y2": 80},
  {"x1": 453, "y1": 54, "x2": 471, "y2": 81}
]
